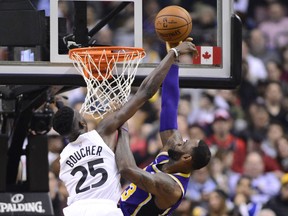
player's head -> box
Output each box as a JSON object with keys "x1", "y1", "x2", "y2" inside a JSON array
[
  {"x1": 168, "y1": 139, "x2": 211, "y2": 172},
  {"x1": 52, "y1": 106, "x2": 87, "y2": 138}
]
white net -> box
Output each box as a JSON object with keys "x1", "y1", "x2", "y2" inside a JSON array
[{"x1": 70, "y1": 47, "x2": 146, "y2": 119}]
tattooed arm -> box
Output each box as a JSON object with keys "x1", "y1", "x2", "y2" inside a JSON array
[{"x1": 116, "y1": 127, "x2": 182, "y2": 208}]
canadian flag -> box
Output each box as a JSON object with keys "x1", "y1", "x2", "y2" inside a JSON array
[{"x1": 192, "y1": 46, "x2": 222, "y2": 65}]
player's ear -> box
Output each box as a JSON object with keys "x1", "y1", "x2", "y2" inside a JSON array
[
  {"x1": 182, "y1": 154, "x2": 192, "y2": 162},
  {"x1": 79, "y1": 121, "x2": 86, "y2": 129}
]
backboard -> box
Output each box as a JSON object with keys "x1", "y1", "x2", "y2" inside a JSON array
[{"x1": 0, "y1": 0, "x2": 241, "y2": 89}]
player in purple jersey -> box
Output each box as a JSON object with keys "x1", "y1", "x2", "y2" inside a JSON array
[
  {"x1": 52, "y1": 39, "x2": 198, "y2": 216},
  {"x1": 117, "y1": 43, "x2": 211, "y2": 216}
]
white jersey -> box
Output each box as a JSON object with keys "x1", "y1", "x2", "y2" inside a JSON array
[{"x1": 59, "y1": 130, "x2": 121, "y2": 206}]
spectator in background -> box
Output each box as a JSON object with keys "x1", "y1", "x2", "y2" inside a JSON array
[
  {"x1": 257, "y1": 122, "x2": 283, "y2": 172},
  {"x1": 231, "y1": 175, "x2": 262, "y2": 216},
  {"x1": 205, "y1": 109, "x2": 247, "y2": 173},
  {"x1": 190, "y1": 91, "x2": 215, "y2": 134},
  {"x1": 248, "y1": 29, "x2": 280, "y2": 64},
  {"x1": 188, "y1": 124, "x2": 207, "y2": 140},
  {"x1": 266, "y1": 60, "x2": 283, "y2": 82},
  {"x1": 245, "y1": 0, "x2": 270, "y2": 28},
  {"x1": 275, "y1": 136, "x2": 288, "y2": 172},
  {"x1": 262, "y1": 173, "x2": 288, "y2": 216},
  {"x1": 244, "y1": 101, "x2": 270, "y2": 151},
  {"x1": 208, "y1": 150, "x2": 231, "y2": 194},
  {"x1": 258, "y1": 1, "x2": 288, "y2": 50},
  {"x1": 263, "y1": 81, "x2": 288, "y2": 131},
  {"x1": 214, "y1": 89, "x2": 247, "y2": 134},
  {"x1": 264, "y1": 60, "x2": 288, "y2": 96},
  {"x1": 261, "y1": 122, "x2": 283, "y2": 159},
  {"x1": 242, "y1": 40, "x2": 267, "y2": 85},
  {"x1": 185, "y1": 166, "x2": 217, "y2": 209},
  {"x1": 191, "y1": 3, "x2": 217, "y2": 46},
  {"x1": 206, "y1": 189, "x2": 231, "y2": 216},
  {"x1": 229, "y1": 151, "x2": 281, "y2": 205}
]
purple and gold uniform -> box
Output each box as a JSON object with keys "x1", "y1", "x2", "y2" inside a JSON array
[{"x1": 119, "y1": 152, "x2": 190, "y2": 216}]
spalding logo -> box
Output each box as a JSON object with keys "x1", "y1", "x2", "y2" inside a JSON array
[
  {"x1": 11, "y1": 194, "x2": 24, "y2": 203},
  {"x1": 0, "y1": 193, "x2": 45, "y2": 213}
]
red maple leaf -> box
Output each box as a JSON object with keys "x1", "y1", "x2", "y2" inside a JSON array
[{"x1": 202, "y1": 51, "x2": 211, "y2": 59}]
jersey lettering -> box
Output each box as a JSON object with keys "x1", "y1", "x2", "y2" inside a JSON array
[
  {"x1": 66, "y1": 146, "x2": 103, "y2": 168},
  {"x1": 70, "y1": 158, "x2": 108, "y2": 194},
  {"x1": 121, "y1": 183, "x2": 137, "y2": 201}
]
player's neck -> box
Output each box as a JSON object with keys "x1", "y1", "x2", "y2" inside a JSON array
[
  {"x1": 68, "y1": 131, "x2": 82, "y2": 142},
  {"x1": 161, "y1": 161, "x2": 189, "y2": 174}
]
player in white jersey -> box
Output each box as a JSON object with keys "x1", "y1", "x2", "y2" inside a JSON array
[{"x1": 52, "y1": 39, "x2": 198, "y2": 216}]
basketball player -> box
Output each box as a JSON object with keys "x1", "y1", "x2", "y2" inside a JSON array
[
  {"x1": 117, "y1": 44, "x2": 211, "y2": 216},
  {"x1": 52, "y1": 39, "x2": 198, "y2": 216}
]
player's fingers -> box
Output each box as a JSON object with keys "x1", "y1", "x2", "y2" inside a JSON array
[
  {"x1": 185, "y1": 37, "x2": 193, "y2": 42},
  {"x1": 166, "y1": 42, "x2": 171, "y2": 53}
]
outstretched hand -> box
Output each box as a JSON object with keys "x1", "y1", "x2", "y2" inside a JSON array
[
  {"x1": 167, "y1": 38, "x2": 198, "y2": 58},
  {"x1": 175, "y1": 37, "x2": 198, "y2": 58}
]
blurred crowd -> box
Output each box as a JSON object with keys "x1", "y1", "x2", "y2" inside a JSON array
[{"x1": 2, "y1": 0, "x2": 288, "y2": 216}]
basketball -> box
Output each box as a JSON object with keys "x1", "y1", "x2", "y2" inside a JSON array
[{"x1": 154, "y1": 5, "x2": 192, "y2": 43}]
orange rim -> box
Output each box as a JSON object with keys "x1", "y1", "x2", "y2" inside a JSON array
[{"x1": 69, "y1": 46, "x2": 145, "y2": 80}]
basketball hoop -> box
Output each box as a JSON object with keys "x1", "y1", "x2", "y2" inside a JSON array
[{"x1": 69, "y1": 46, "x2": 146, "y2": 119}]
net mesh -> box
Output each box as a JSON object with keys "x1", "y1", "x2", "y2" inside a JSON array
[{"x1": 69, "y1": 47, "x2": 146, "y2": 119}]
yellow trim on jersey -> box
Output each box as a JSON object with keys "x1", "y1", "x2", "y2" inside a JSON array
[
  {"x1": 131, "y1": 193, "x2": 152, "y2": 216},
  {"x1": 174, "y1": 172, "x2": 190, "y2": 178},
  {"x1": 156, "y1": 151, "x2": 169, "y2": 157},
  {"x1": 161, "y1": 207, "x2": 172, "y2": 215},
  {"x1": 167, "y1": 174, "x2": 185, "y2": 195}
]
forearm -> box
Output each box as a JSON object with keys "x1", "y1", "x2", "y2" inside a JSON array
[
  {"x1": 116, "y1": 128, "x2": 157, "y2": 192},
  {"x1": 116, "y1": 128, "x2": 138, "y2": 172},
  {"x1": 136, "y1": 51, "x2": 176, "y2": 99}
]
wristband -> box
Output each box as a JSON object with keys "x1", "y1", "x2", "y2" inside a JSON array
[{"x1": 170, "y1": 48, "x2": 180, "y2": 62}]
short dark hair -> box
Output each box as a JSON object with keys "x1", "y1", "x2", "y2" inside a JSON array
[
  {"x1": 191, "y1": 140, "x2": 211, "y2": 170},
  {"x1": 52, "y1": 106, "x2": 74, "y2": 136},
  {"x1": 237, "y1": 175, "x2": 252, "y2": 186}
]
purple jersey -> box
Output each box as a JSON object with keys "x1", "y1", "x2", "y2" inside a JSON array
[{"x1": 119, "y1": 152, "x2": 190, "y2": 216}]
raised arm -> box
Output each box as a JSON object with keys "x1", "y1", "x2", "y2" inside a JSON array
[
  {"x1": 97, "y1": 39, "x2": 197, "y2": 136},
  {"x1": 116, "y1": 126, "x2": 182, "y2": 206},
  {"x1": 159, "y1": 62, "x2": 183, "y2": 151}
]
